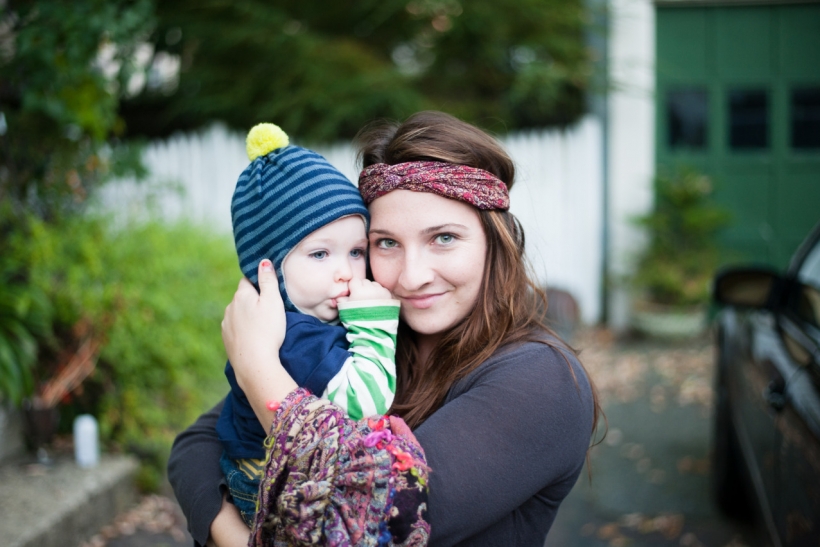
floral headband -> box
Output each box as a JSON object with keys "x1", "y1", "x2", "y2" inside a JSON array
[{"x1": 358, "y1": 161, "x2": 510, "y2": 210}]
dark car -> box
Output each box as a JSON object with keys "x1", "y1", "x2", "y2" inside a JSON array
[{"x1": 712, "y1": 221, "x2": 820, "y2": 547}]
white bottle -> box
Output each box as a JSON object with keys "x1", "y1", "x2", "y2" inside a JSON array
[{"x1": 73, "y1": 414, "x2": 100, "y2": 468}]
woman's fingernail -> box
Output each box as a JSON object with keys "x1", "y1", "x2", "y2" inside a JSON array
[{"x1": 260, "y1": 259, "x2": 273, "y2": 271}]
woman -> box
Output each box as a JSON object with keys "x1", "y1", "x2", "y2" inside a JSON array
[{"x1": 169, "y1": 111, "x2": 601, "y2": 546}]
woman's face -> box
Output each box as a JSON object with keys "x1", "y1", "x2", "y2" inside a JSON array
[{"x1": 368, "y1": 190, "x2": 487, "y2": 338}]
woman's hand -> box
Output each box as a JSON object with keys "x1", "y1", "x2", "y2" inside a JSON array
[
  {"x1": 222, "y1": 259, "x2": 286, "y2": 383},
  {"x1": 221, "y1": 259, "x2": 297, "y2": 429}
]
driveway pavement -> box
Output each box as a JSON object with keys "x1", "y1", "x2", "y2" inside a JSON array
[
  {"x1": 89, "y1": 328, "x2": 766, "y2": 547},
  {"x1": 83, "y1": 493, "x2": 191, "y2": 547},
  {"x1": 546, "y1": 329, "x2": 763, "y2": 547}
]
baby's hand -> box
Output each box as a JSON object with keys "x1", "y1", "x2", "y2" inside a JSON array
[{"x1": 341, "y1": 278, "x2": 393, "y2": 302}]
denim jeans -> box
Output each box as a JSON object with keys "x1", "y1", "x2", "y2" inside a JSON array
[{"x1": 219, "y1": 452, "x2": 260, "y2": 527}]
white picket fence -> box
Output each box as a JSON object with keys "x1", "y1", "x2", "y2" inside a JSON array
[{"x1": 102, "y1": 118, "x2": 603, "y2": 323}]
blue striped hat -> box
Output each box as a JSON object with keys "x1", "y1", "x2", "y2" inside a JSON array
[{"x1": 231, "y1": 123, "x2": 369, "y2": 311}]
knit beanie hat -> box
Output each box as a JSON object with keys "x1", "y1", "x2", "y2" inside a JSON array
[{"x1": 231, "y1": 123, "x2": 369, "y2": 311}]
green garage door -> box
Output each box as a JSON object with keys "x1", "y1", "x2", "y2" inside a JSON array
[{"x1": 656, "y1": 2, "x2": 820, "y2": 267}]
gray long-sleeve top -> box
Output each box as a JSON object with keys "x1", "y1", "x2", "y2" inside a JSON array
[{"x1": 168, "y1": 340, "x2": 595, "y2": 546}]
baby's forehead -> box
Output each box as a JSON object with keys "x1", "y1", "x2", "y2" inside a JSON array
[{"x1": 296, "y1": 215, "x2": 367, "y2": 246}]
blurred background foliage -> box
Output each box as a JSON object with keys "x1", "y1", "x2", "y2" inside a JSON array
[
  {"x1": 0, "y1": 0, "x2": 593, "y2": 487},
  {"x1": 1, "y1": 0, "x2": 152, "y2": 219},
  {"x1": 121, "y1": 0, "x2": 592, "y2": 141},
  {"x1": 6, "y1": 215, "x2": 236, "y2": 488},
  {"x1": 0, "y1": 0, "x2": 235, "y2": 487}
]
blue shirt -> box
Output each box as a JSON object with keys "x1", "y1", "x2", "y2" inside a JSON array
[{"x1": 216, "y1": 312, "x2": 350, "y2": 459}]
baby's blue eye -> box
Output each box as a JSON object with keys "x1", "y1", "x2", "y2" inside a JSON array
[
  {"x1": 350, "y1": 248, "x2": 365, "y2": 258},
  {"x1": 310, "y1": 251, "x2": 327, "y2": 260},
  {"x1": 377, "y1": 239, "x2": 398, "y2": 249}
]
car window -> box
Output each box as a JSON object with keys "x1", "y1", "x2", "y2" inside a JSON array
[
  {"x1": 795, "y1": 241, "x2": 820, "y2": 329},
  {"x1": 795, "y1": 285, "x2": 820, "y2": 330},
  {"x1": 798, "y1": 240, "x2": 820, "y2": 289}
]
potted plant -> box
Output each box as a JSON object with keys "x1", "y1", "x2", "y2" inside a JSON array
[{"x1": 631, "y1": 168, "x2": 731, "y2": 338}]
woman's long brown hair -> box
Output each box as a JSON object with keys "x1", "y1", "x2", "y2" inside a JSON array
[{"x1": 356, "y1": 111, "x2": 602, "y2": 437}]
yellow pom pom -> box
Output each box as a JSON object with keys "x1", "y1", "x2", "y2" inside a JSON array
[{"x1": 246, "y1": 123, "x2": 289, "y2": 161}]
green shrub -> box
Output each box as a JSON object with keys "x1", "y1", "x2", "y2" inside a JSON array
[
  {"x1": 0, "y1": 277, "x2": 54, "y2": 406},
  {"x1": 632, "y1": 168, "x2": 731, "y2": 307},
  {"x1": 9, "y1": 214, "x2": 237, "y2": 487}
]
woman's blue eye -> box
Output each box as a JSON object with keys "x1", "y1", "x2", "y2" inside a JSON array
[
  {"x1": 377, "y1": 239, "x2": 398, "y2": 249},
  {"x1": 310, "y1": 251, "x2": 327, "y2": 260},
  {"x1": 435, "y1": 234, "x2": 455, "y2": 244}
]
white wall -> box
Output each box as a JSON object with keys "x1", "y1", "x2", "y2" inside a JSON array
[
  {"x1": 506, "y1": 118, "x2": 603, "y2": 325},
  {"x1": 103, "y1": 117, "x2": 605, "y2": 323},
  {"x1": 607, "y1": 0, "x2": 656, "y2": 330}
]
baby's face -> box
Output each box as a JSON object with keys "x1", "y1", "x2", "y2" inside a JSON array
[{"x1": 282, "y1": 215, "x2": 368, "y2": 321}]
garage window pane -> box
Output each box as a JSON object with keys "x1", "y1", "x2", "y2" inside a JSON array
[
  {"x1": 729, "y1": 89, "x2": 769, "y2": 149},
  {"x1": 791, "y1": 88, "x2": 820, "y2": 149},
  {"x1": 667, "y1": 88, "x2": 708, "y2": 149}
]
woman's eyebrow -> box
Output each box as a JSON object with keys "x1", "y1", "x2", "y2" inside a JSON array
[
  {"x1": 368, "y1": 228, "x2": 395, "y2": 236},
  {"x1": 368, "y1": 224, "x2": 469, "y2": 237},
  {"x1": 421, "y1": 223, "x2": 468, "y2": 235}
]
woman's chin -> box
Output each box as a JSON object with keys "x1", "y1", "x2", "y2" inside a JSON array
[{"x1": 401, "y1": 310, "x2": 459, "y2": 337}]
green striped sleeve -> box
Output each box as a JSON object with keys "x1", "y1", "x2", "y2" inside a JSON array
[{"x1": 324, "y1": 299, "x2": 400, "y2": 420}]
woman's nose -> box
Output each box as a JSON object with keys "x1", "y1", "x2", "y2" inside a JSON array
[{"x1": 397, "y1": 251, "x2": 434, "y2": 291}]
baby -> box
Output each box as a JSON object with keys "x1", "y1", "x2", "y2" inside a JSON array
[{"x1": 216, "y1": 124, "x2": 400, "y2": 526}]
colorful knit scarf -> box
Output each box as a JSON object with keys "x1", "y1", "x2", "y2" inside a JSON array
[
  {"x1": 358, "y1": 161, "x2": 510, "y2": 211},
  {"x1": 250, "y1": 388, "x2": 430, "y2": 546}
]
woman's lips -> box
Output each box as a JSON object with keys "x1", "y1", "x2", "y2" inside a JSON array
[{"x1": 400, "y1": 293, "x2": 443, "y2": 309}]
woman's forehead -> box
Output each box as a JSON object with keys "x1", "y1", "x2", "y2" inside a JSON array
[{"x1": 368, "y1": 190, "x2": 480, "y2": 234}]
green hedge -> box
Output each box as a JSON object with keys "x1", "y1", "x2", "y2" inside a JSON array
[{"x1": 7, "y1": 214, "x2": 237, "y2": 487}]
